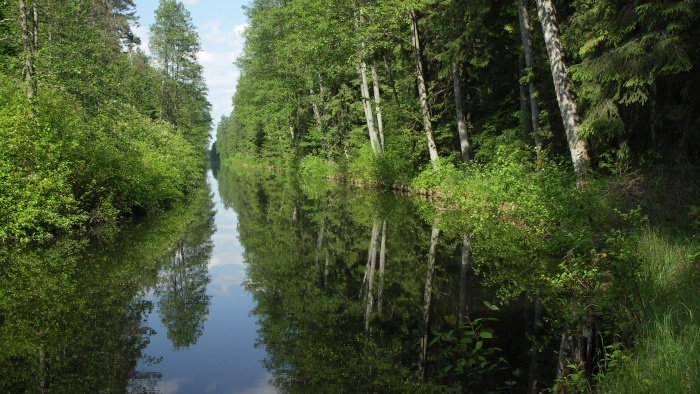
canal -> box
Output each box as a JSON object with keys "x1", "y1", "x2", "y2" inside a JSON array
[{"x1": 0, "y1": 166, "x2": 557, "y2": 392}]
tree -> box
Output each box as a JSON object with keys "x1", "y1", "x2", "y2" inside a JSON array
[
  {"x1": 517, "y1": 0, "x2": 542, "y2": 153},
  {"x1": 149, "y1": 0, "x2": 210, "y2": 149},
  {"x1": 409, "y1": 10, "x2": 440, "y2": 170},
  {"x1": 535, "y1": 0, "x2": 590, "y2": 178}
]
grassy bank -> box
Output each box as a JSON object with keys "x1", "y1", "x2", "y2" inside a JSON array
[{"x1": 595, "y1": 229, "x2": 699, "y2": 393}]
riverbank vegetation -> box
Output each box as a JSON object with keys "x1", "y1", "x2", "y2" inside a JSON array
[
  {"x1": 216, "y1": 0, "x2": 699, "y2": 391},
  {"x1": 0, "y1": 0, "x2": 211, "y2": 243}
]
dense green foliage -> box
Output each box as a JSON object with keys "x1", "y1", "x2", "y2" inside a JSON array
[
  {"x1": 0, "y1": 0, "x2": 211, "y2": 242},
  {"x1": 217, "y1": 0, "x2": 699, "y2": 180},
  {"x1": 216, "y1": 0, "x2": 699, "y2": 391},
  {"x1": 219, "y1": 166, "x2": 545, "y2": 391}
]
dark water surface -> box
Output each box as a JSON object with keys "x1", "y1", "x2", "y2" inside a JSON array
[{"x1": 0, "y1": 166, "x2": 556, "y2": 393}]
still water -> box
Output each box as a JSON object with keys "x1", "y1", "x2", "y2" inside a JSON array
[
  {"x1": 131, "y1": 169, "x2": 275, "y2": 393},
  {"x1": 0, "y1": 166, "x2": 555, "y2": 393}
]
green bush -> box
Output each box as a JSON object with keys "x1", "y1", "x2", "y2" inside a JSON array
[
  {"x1": 0, "y1": 75, "x2": 204, "y2": 242},
  {"x1": 0, "y1": 76, "x2": 83, "y2": 241}
]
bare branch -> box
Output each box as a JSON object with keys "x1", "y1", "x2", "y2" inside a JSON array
[{"x1": 0, "y1": 18, "x2": 16, "y2": 23}]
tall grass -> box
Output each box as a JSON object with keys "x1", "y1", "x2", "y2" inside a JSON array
[{"x1": 597, "y1": 230, "x2": 699, "y2": 393}]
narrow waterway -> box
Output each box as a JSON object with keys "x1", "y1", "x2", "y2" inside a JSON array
[
  {"x1": 0, "y1": 166, "x2": 557, "y2": 393},
  {"x1": 131, "y1": 169, "x2": 276, "y2": 393}
]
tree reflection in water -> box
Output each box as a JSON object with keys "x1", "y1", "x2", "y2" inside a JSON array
[
  {"x1": 220, "y1": 166, "x2": 556, "y2": 392},
  {"x1": 0, "y1": 184, "x2": 216, "y2": 392}
]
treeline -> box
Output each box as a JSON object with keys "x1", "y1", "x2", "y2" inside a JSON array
[
  {"x1": 0, "y1": 0, "x2": 211, "y2": 242},
  {"x1": 216, "y1": 0, "x2": 699, "y2": 184}
]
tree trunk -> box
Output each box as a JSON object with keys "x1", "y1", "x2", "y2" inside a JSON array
[
  {"x1": 419, "y1": 219, "x2": 440, "y2": 380},
  {"x1": 314, "y1": 221, "x2": 325, "y2": 267},
  {"x1": 324, "y1": 249, "x2": 330, "y2": 288},
  {"x1": 318, "y1": 73, "x2": 327, "y2": 118},
  {"x1": 458, "y1": 233, "x2": 471, "y2": 325},
  {"x1": 527, "y1": 294, "x2": 543, "y2": 394},
  {"x1": 452, "y1": 63, "x2": 471, "y2": 164},
  {"x1": 518, "y1": 0, "x2": 542, "y2": 153},
  {"x1": 310, "y1": 86, "x2": 322, "y2": 130},
  {"x1": 536, "y1": 0, "x2": 589, "y2": 178},
  {"x1": 364, "y1": 219, "x2": 380, "y2": 332},
  {"x1": 371, "y1": 62, "x2": 385, "y2": 153},
  {"x1": 377, "y1": 219, "x2": 387, "y2": 315},
  {"x1": 18, "y1": 0, "x2": 35, "y2": 102},
  {"x1": 519, "y1": 58, "x2": 530, "y2": 136},
  {"x1": 354, "y1": 13, "x2": 382, "y2": 157},
  {"x1": 409, "y1": 10, "x2": 439, "y2": 170},
  {"x1": 383, "y1": 55, "x2": 401, "y2": 110},
  {"x1": 362, "y1": 220, "x2": 380, "y2": 296}
]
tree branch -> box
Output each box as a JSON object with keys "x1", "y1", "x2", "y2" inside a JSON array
[{"x1": 375, "y1": 32, "x2": 412, "y2": 47}]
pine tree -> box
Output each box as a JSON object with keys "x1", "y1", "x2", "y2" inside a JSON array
[{"x1": 149, "y1": 0, "x2": 210, "y2": 145}]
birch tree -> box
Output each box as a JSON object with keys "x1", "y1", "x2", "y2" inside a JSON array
[
  {"x1": 409, "y1": 10, "x2": 439, "y2": 170},
  {"x1": 536, "y1": 0, "x2": 589, "y2": 178}
]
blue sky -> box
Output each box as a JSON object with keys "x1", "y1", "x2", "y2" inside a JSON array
[{"x1": 132, "y1": 0, "x2": 250, "y2": 140}]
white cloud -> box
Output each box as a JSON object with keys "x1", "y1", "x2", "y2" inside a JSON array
[
  {"x1": 157, "y1": 377, "x2": 189, "y2": 394},
  {"x1": 197, "y1": 49, "x2": 240, "y2": 120},
  {"x1": 234, "y1": 372, "x2": 277, "y2": 394},
  {"x1": 208, "y1": 251, "x2": 246, "y2": 269},
  {"x1": 200, "y1": 21, "x2": 248, "y2": 48},
  {"x1": 196, "y1": 21, "x2": 248, "y2": 122},
  {"x1": 132, "y1": 25, "x2": 150, "y2": 55},
  {"x1": 181, "y1": 0, "x2": 199, "y2": 4},
  {"x1": 210, "y1": 272, "x2": 247, "y2": 296}
]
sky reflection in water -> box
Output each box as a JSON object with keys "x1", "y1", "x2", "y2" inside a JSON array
[{"x1": 135, "y1": 170, "x2": 275, "y2": 394}]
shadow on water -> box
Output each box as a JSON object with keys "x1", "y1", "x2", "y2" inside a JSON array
[
  {"x1": 0, "y1": 180, "x2": 216, "y2": 393},
  {"x1": 219, "y1": 165, "x2": 558, "y2": 393}
]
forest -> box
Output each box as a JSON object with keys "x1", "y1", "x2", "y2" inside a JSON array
[
  {"x1": 216, "y1": 0, "x2": 699, "y2": 392},
  {"x1": 0, "y1": 0, "x2": 211, "y2": 242}
]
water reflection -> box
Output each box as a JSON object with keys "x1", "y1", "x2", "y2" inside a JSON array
[
  {"x1": 221, "y1": 166, "x2": 556, "y2": 392},
  {"x1": 0, "y1": 166, "x2": 560, "y2": 392},
  {"x1": 133, "y1": 170, "x2": 274, "y2": 393},
  {"x1": 154, "y1": 191, "x2": 215, "y2": 350}
]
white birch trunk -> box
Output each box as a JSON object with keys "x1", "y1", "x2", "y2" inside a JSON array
[
  {"x1": 354, "y1": 13, "x2": 382, "y2": 157},
  {"x1": 362, "y1": 221, "x2": 380, "y2": 296},
  {"x1": 419, "y1": 220, "x2": 440, "y2": 380},
  {"x1": 409, "y1": 11, "x2": 439, "y2": 170},
  {"x1": 377, "y1": 219, "x2": 387, "y2": 315},
  {"x1": 371, "y1": 62, "x2": 385, "y2": 153},
  {"x1": 519, "y1": 59, "x2": 530, "y2": 134},
  {"x1": 452, "y1": 63, "x2": 471, "y2": 164},
  {"x1": 364, "y1": 220, "x2": 380, "y2": 332},
  {"x1": 536, "y1": 0, "x2": 589, "y2": 178}
]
